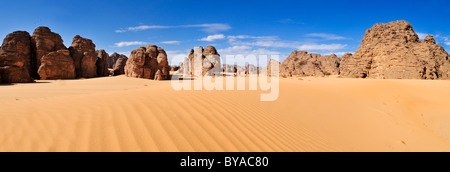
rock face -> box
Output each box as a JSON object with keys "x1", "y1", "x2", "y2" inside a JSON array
[
  {"x1": 279, "y1": 51, "x2": 340, "y2": 77},
  {"x1": 182, "y1": 46, "x2": 221, "y2": 76},
  {"x1": 69, "y1": 35, "x2": 97, "y2": 78},
  {"x1": 340, "y1": 20, "x2": 450, "y2": 79},
  {"x1": 112, "y1": 57, "x2": 127, "y2": 76},
  {"x1": 37, "y1": 50, "x2": 76, "y2": 80},
  {"x1": 108, "y1": 53, "x2": 128, "y2": 69},
  {"x1": 32, "y1": 27, "x2": 67, "y2": 78},
  {"x1": 0, "y1": 31, "x2": 34, "y2": 83},
  {"x1": 96, "y1": 50, "x2": 109, "y2": 77},
  {"x1": 124, "y1": 45, "x2": 170, "y2": 80}
]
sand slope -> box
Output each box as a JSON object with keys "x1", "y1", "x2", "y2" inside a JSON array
[{"x1": 1, "y1": 76, "x2": 450, "y2": 152}]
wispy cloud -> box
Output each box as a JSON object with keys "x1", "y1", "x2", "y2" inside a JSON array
[
  {"x1": 307, "y1": 33, "x2": 347, "y2": 40},
  {"x1": 116, "y1": 23, "x2": 231, "y2": 33},
  {"x1": 278, "y1": 19, "x2": 304, "y2": 24},
  {"x1": 114, "y1": 41, "x2": 147, "y2": 47},
  {"x1": 161, "y1": 41, "x2": 181, "y2": 44},
  {"x1": 417, "y1": 32, "x2": 429, "y2": 40},
  {"x1": 218, "y1": 46, "x2": 280, "y2": 65},
  {"x1": 298, "y1": 44, "x2": 347, "y2": 51},
  {"x1": 200, "y1": 34, "x2": 226, "y2": 42},
  {"x1": 228, "y1": 35, "x2": 347, "y2": 51}
]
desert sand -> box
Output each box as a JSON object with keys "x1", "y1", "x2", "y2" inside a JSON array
[{"x1": 1, "y1": 76, "x2": 450, "y2": 152}]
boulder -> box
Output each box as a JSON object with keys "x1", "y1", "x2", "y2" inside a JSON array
[
  {"x1": 32, "y1": 26, "x2": 67, "y2": 78},
  {"x1": 96, "y1": 49, "x2": 109, "y2": 77},
  {"x1": 112, "y1": 57, "x2": 127, "y2": 76},
  {"x1": 340, "y1": 20, "x2": 450, "y2": 79},
  {"x1": 108, "y1": 53, "x2": 128, "y2": 69},
  {"x1": 279, "y1": 51, "x2": 340, "y2": 77},
  {"x1": 0, "y1": 31, "x2": 34, "y2": 83},
  {"x1": 69, "y1": 35, "x2": 97, "y2": 78},
  {"x1": 37, "y1": 50, "x2": 76, "y2": 80},
  {"x1": 124, "y1": 45, "x2": 170, "y2": 80},
  {"x1": 182, "y1": 46, "x2": 221, "y2": 77}
]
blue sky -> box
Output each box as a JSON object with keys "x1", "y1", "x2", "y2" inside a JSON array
[{"x1": 1, "y1": 0, "x2": 449, "y2": 65}]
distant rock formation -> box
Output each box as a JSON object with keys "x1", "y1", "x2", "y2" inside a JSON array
[
  {"x1": 112, "y1": 57, "x2": 127, "y2": 76},
  {"x1": 96, "y1": 50, "x2": 109, "y2": 77},
  {"x1": 182, "y1": 46, "x2": 221, "y2": 76},
  {"x1": 32, "y1": 27, "x2": 67, "y2": 79},
  {"x1": 279, "y1": 51, "x2": 340, "y2": 77},
  {"x1": 69, "y1": 35, "x2": 97, "y2": 78},
  {"x1": 124, "y1": 45, "x2": 170, "y2": 80},
  {"x1": 267, "y1": 59, "x2": 281, "y2": 77},
  {"x1": 37, "y1": 50, "x2": 76, "y2": 80},
  {"x1": 169, "y1": 65, "x2": 180, "y2": 72},
  {"x1": 340, "y1": 20, "x2": 450, "y2": 79},
  {"x1": 0, "y1": 31, "x2": 34, "y2": 83},
  {"x1": 223, "y1": 64, "x2": 238, "y2": 73},
  {"x1": 108, "y1": 53, "x2": 128, "y2": 69}
]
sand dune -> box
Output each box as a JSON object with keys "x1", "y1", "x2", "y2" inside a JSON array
[{"x1": 1, "y1": 76, "x2": 450, "y2": 152}]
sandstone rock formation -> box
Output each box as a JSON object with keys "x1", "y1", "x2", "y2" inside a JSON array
[
  {"x1": 108, "y1": 53, "x2": 128, "y2": 69},
  {"x1": 267, "y1": 59, "x2": 281, "y2": 77},
  {"x1": 96, "y1": 50, "x2": 109, "y2": 77},
  {"x1": 124, "y1": 45, "x2": 170, "y2": 80},
  {"x1": 245, "y1": 64, "x2": 258, "y2": 74},
  {"x1": 223, "y1": 64, "x2": 238, "y2": 73},
  {"x1": 32, "y1": 27, "x2": 67, "y2": 78},
  {"x1": 37, "y1": 50, "x2": 76, "y2": 80},
  {"x1": 169, "y1": 65, "x2": 180, "y2": 72},
  {"x1": 69, "y1": 35, "x2": 97, "y2": 78},
  {"x1": 0, "y1": 31, "x2": 34, "y2": 83},
  {"x1": 182, "y1": 46, "x2": 221, "y2": 76},
  {"x1": 112, "y1": 57, "x2": 127, "y2": 76},
  {"x1": 340, "y1": 20, "x2": 450, "y2": 79},
  {"x1": 279, "y1": 51, "x2": 340, "y2": 77}
]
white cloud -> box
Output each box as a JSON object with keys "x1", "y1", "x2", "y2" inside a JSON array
[
  {"x1": 417, "y1": 32, "x2": 428, "y2": 40},
  {"x1": 200, "y1": 34, "x2": 226, "y2": 42},
  {"x1": 307, "y1": 33, "x2": 347, "y2": 40},
  {"x1": 445, "y1": 42, "x2": 450, "y2": 46},
  {"x1": 114, "y1": 41, "x2": 147, "y2": 47},
  {"x1": 116, "y1": 23, "x2": 231, "y2": 33},
  {"x1": 278, "y1": 19, "x2": 304, "y2": 24},
  {"x1": 117, "y1": 52, "x2": 131, "y2": 56},
  {"x1": 166, "y1": 50, "x2": 189, "y2": 65},
  {"x1": 228, "y1": 36, "x2": 347, "y2": 51},
  {"x1": 218, "y1": 46, "x2": 280, "y2": 65},
  {"x1": 298, "y1": 44, "x2": 347, "y2": 51},
  {"x1": 161, "y1": 41, "x2": 181, "y2": 44}
]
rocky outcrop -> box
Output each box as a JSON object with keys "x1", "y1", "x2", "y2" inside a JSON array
[
  {"x1": 182, "y1": 46, "x2": 221, "y2": 76},
  {"x1": 37, "y1": 50, "x2": 76, "y2": 80},
  {"x1": 223, "y1": 64, "x2": 238, "y2": 73},
  {"x1": 96, "y1": 50, "x2": 109, "y2": 77},
  {"x1": 32, "y1": 27, "x2": 67, "y2": 78},
  {"x1": 169, "y1": 65, "x2": 180, "y2": 72},
  {"x1": 69, "y1": 35, "x2": 97, "y2": 78},
  {"x1": 267, "y1": 59, "x2": 281, "y2": 76},
  {"x1": 0, "y1": 31, "x2": 34, "y2": 83},
  {"x1": 108, "y1": 53, "x2": 128, "y2": 69},
  {"x1": 279, "y1": 51, "x2": 340, "y2": 77},
  {"x1": 245, "y1": 64, "x2": 258, "y2": 74},
  {"x1": 124, "y1": 45, "x2": 170, "y2": 80},
  {"x1": 112, "y1": 57, "x2": 127, "y2": 76},
  {"x1": 340, "y1": 20, "x2": 450, "y2": 79}
]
